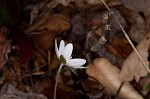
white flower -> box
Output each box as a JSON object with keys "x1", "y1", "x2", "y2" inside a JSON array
[{"x1": 55, "y1": 39, "x2": 86, "y2": 68}]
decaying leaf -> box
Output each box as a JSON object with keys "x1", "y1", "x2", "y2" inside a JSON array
[
  {"x1": 119, "y1": 32, "x2": 150, "y2": 82},
  {"x1": 121, "y1": 0, "x2": 150, "y2": 15},
  {"x1": 85, "y1": 0, "x2": 108, "y2": 5},
  {"x1": 86, "y1": 58, "x2": 143, "y2": 99},
  {"x1": 57, "y1": 83, "x2": 76, "y2": 99},
  {"x1": 32, "y1": 29, "x2": 57, "y2": 50},
  {"x1": 0, "y1": 82, "x2": 47, "y2": 99},
  {"x1": 121, "y1": 0, "x2": 150, "y2": 30},
  {"x1": 27, "y1": 11, "x2": 71, "y2": 50},
  {"x1": 0, "y1": 27, "x2": 11, "y2": 69},
  {"x1": 38, "y1": 14, "x2": 71, "y2": 32},
  {"x1": 58, "y1": 0, "x2": 74, "y2": 6},
  {"x1": 120, "y1": 8, "x2": 147, "y2": 43},
  {"x1": 107, "y1": 37, "x2": 132, "y2": 59},
  {"x1": 11, "y1": 28, "x2": 33, "y2": 65}
]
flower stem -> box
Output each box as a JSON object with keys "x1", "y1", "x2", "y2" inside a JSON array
[{"x1": 54, "y1": 64, "x2": 63, "y2": 99}]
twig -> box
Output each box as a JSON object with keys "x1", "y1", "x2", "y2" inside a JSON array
[
  {"x1": 99, "y1": 0, "x2": 150, "y2": 73},
  {"x1": 54, "y1": 64, "x2": 63, "y2": 99},
  {"x1": 48, "y1": 50, "x2": 51, "y2": 68},
  {"x1": 27, "y1": 67, "x2": 36, "y2": 92}
]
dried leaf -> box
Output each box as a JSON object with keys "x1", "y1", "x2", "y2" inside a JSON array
[
  {"x1": 68, "y1": 14, "x2": 87, "y2": 43},
  {"x1": 30, "y1": 6, "x2": 39, "y2": 25},
  {"x1": 58, "y1": 0, "x2": 74, "y2": 6},
  {"x1": 35, "y1": 77, "x2": 54, "y2": 99},
  {"x1": 57, "y1": 83, "x2": 76, "y2": 99},
  {"x1": 119, "y1": 32, "x2": 150, "y2": 82},
  {"x1": 86, "y1": 58, "x2": 143, "y2": 99},
  {"x1": 0, "y1": 82, "x2": 47, "y2": 99},
  {"x1": 121, "y1": 0, "x2": 150, "y2": 30},
  {"x1": 107, "y1": 37, "x2": 132, "y2": 59},
  {"x1": 38, "y1": 14, "x2": 71, "y2": 32},
  {"x1": 49, "y1": 54, "x2": 60, "y2": 70},
  {"x1": 26, "y1": 11, "x2": 71, "y2": 33},
  {"x1": 120, "y1": 8, "x2": 147, "y2": 43},
  {"x1": 85, "y1": 0, "x2": 108, "y2": 5},
  {"x1": 32, "y1": 29, "x2": 57, "y2": 50},
  {"x1": 121, "y1": 0, "x2": 150, "y2": 15},
  {"x1": 28, "y1": 11, "x2": 71, "y2": 50},
  {"x1": 11, "y1": 28, "x2": 33, "y2": 65},
  {"x1": 0, "y1": 27, "x2": 11, "y2": 69},
  {"x1": 138, "y1": 76, "x2": 150, "y2": 95}
]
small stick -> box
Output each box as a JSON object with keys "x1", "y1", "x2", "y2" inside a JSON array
[
  {"x1": 27, "y1": 66, "x2": 36, "y2": 92},
  {"x1": 48, "y1": 50, "x2": 51, "y2": 68},
  {"x1": 99, "y1": 0, "x2": 150, "y2": 73}
]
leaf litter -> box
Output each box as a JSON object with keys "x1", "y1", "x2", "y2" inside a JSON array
[{"x1": 0, "y1": 0, "x2": 150, "y2": 99}]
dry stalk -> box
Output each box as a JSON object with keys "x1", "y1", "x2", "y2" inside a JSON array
[
  {"x1": 99, "y1": 0, "x2": 150, "y2": 73},
  {"x1": 54, "y1": 64, "x2": 63, "y2": 99}
]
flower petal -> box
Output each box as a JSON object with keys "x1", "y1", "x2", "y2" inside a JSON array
[
  {"x1": 59, "y1": 40, "x2": 65, "y2": 56},
  {"x1": 55, "y1": 39, "x2": 60, "y2": 58},
  {"x1": 62, "y1": 43, "x2": 73, "y2": 61},
  {"x1": 66, "y1": 59, "x2": 86, "y2": 68}
]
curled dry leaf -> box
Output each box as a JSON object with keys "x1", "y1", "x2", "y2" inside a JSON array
[
  {"x1": 28, "y1": 13, "x2": 71, "y2": 50},
  {"x1": 38, "y1": 14, "x2": 71, "y2": 32},
  {"x1": 119, "y1": 32, "x2": 150, "y2": 82},
  {"x1": 86, "y1": 58, "x2": 143, "y2": 99}
]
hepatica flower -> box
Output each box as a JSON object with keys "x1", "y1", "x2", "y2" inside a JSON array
[
  {"x1": 54, "y1": 39, "x2": 86, "y2": 99},
  {"x1": 55, "y1": 39, "x2": 86, "y2": 68}
]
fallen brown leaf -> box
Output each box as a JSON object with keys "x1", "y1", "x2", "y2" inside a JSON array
[
  {"x1": 121, "y1": 0, "x2": 150, "y2": 15},
  {"x1": 0, "y1": 27, "x2": 11, "y2": 69},
  {"x1": 32, "y1": 29, "x2": 57, "y2": 50},
  {"x1": 107, "y1": 37, "x2": 132, "y2": 59},
  {"x1": 121, "y1": 0, "x2": 150, "y2": 30},
  {"x1": 120, "y1": 8, "x2": 146, "y2": 43},
  {"x1": 58, "y1": 0, "x2": 74, "y2": 6},
  {"x1": 29, "y1": 11, "x2": 71, "y2": 50},
  {"x1": 119, "y1": 32, "x2": 150, "y2": 82},
  {"x1": 38, "y1": 14, "x2": 71, "y2": 32},
  {"x1": 0, "y1": 82, "x2": 47, "y2": 99},
  {"x1": 86, "y1": 58, "x2": 143, "y2": 99}
]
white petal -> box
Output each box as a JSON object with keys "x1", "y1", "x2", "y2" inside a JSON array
[
  {"x1": 62, "y1": 43, "x2": 73, "y2": 61},
  {"x1": 55, "y1": 39, "x2": 60, "y2": 58},
  {"x1": 66, "y1": 59, "x2": 86, "y2": 68},
  {"x1": 59, "y1": 40, "x2": 65, "y2": 56}
]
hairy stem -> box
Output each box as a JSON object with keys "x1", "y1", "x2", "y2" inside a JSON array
[
  {"x1": 99, "y1": 0, "x2": 150, "y2": 73},
  {"x1": 54, "y1": 64, "x2": 63, "y2": 99}
]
